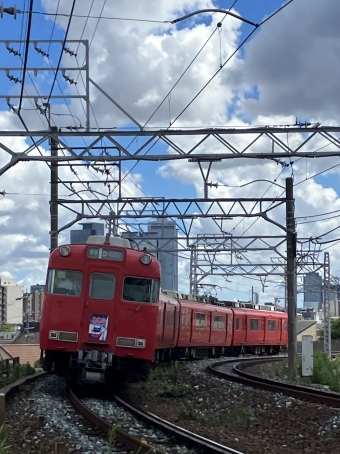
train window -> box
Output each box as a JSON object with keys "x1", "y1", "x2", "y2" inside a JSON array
[
  {"x1": 196, "y1": 313, "x2": 206, "y2": 328},
  {"x1": 90, "y1": 273, "x2": 115, "y2": 300},
  {"x1": 268, "y1": 320, "x2": 276, "y2": 332},
  {"x1": 283, "y1": 321, "x2": 288, "y2": 331},
  {"x1": 213, "y1": 315, "x2": 223, "y2": 330},
  {"x1": 166, "y1": 309, "x2": 174, "y2": 326},
  {"x1": 181, "y1": 311, "x2": 186, "y2": 328},
  {"x1": 235, "y1": 317, "x2": 240, "y2": 331},
  {"x1": 250, "y1": 318, "x2": 259, "y2": 331},
  {"x1": 47, "y1": 269, "x2": 82, "y2": 296},
  {"x1": 123, "y1": 277, "x2": 159, "y2": 303}
]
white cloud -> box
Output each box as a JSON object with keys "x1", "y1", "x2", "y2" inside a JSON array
[{"x1": 1, "y1": 0, "x2": 340, "y2": 304}]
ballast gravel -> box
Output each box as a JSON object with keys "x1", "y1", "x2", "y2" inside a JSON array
[
  {"x1": 5, "y1": 358, "x2": 340, "y2": 454},
  {"x1": 123, "y1": 358, "x2": 340, "y2": 454},
  {"x1": 4, "y1": 374, "x2": 203, "y2": 453}
]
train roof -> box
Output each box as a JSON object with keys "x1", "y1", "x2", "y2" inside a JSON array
[
  {"x1": 86, "y1": 235, "x2": 131, "y2": 248},
  {"x1": 161, "y1": 289, "x2": 284, "y2": 312}
]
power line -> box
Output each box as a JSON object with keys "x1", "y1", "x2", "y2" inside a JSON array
[
  {"x1": 18, "y1": 0, "x2": 34, "y2": 113},
  {"x1": 21, "y1": 11, "x2": 171, "y2": 23},
  {"x1": 45, "y1": 0, "x2": 76, "y2": 107}
]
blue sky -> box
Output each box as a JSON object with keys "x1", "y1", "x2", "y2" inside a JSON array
[{"x1": 0, "y1": 0, "x2": 339, "y2": 309}]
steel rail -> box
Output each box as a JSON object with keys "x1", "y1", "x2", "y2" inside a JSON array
[
  {"x1": 69, "y1": 386, "x2": 245, "y2": 454},
  {"x1": 68, "y1": 388, "x2": 154, "y2": 453},
  {"x1": 209, "y1": 357, "x2": 340, "y2": 408},
  {"x1": 113, "y1": 394, "x2": 245, "y2": 454}
]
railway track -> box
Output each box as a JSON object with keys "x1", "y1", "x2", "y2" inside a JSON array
[
  {"x1": 208, "y1": 356, "x2": 340, "y2": 407},
  {"x1": 69, "y1": 387, "x2": 245, "y2": 454}
]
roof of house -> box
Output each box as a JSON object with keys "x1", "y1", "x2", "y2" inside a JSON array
[
  {"x1": 0, "y1": 346, "x2": 14, "y2": 361},
  {"x1": 0, "y1": 344, "x2": 41, "y2": 366},
  {"x1": 297, "y1": 320, "x2": 317, "y2": 335},
  {"x1": 12, "y1": 331, "x2": 40, "y2": 344}
]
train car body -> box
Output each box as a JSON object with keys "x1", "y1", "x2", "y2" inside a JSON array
[
  {"x1": 40, "y1": 236, "x2": 288, "y2": 385},
  {"x1": 231, "y1": 308, "x2": 288, "y2": 355}
]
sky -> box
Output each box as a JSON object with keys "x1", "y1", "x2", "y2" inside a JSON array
[{"x1": 0, "y1": 0, "x2": 340, "y2": 310}]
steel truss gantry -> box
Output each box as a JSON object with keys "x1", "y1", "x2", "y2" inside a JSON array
[{"x1": 1, "y1": 126, "x2": 340, "y2": 177}]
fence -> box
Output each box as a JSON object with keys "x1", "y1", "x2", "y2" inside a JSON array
[{"x1": 0, "y1": 357, "x2": 20, "y2": 377}]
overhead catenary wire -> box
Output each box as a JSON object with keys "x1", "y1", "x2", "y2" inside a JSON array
[
  {"x1": 18, "y1": 0, "x2": 34, "y2": 113},
  {"x1": 45, "y1": 0, "x2": 76, "y2": 108}
]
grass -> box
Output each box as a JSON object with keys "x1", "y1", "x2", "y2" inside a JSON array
[
  {"x1": 0, "y1": 363, "x2": 35, "y2": 389},
  {"x1": 157, "y1": 383, "x2": 192, "y2": 398},
  {"x1": 0, "y1": 426, "x2": 11, "y2": 454},
  {"x1": 275, "y1": 350, "x2": 340, "y2": 392}
]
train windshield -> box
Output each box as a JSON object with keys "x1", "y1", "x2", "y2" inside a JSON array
[
  {"x1": 123, "y1": 277, "x2": 159, "y2": 303},
  {"x1": 47, "y1": 269, "x2": 83, "y2": 296}
]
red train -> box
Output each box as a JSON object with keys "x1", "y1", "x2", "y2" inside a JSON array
[{"x1": 40, "y1": 235, "x2": 288, "y2": 384}]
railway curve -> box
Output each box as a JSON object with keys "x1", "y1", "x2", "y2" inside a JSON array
[
  {"x1": 209, "y1": 357, "x2": 340, "y2": 407},
  {"x1": 70, "y1": 387, "x2": 245, "y2": 454}
]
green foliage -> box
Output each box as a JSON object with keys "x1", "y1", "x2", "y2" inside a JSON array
[
  {"x1": 275, "y1": 351, "x2": 340, "y2": 392},
  {"x1": 319, "y1": 317, "x2": 340, "y2": 339},
  {"x1": 34, "y1": 359, "x2": 42, "y2": 369},
  {"x1": 0, "y1": 363, "x2": 35, "y2": 388},
  {"x1": 0, "y1": 426, "x2": 11, "y2": 453},
  {"x1": 0, "y1": 325, "x2": 14, "y2": 333},
  {"x1": 311, "y1": 351, "x2": 340, "y2": 392},
  {"x1": 157, "y1": 383, "x2": 192, "y2": 398},
  {"x1": 107, "y1": 424, "x2": 120, "y2": 452},
  {"x1": 222, "y1": 406, "x2": 255, "y2": 429},
  {"x1": 177, "y1": 402, "x2": 202, "y2": 420}
]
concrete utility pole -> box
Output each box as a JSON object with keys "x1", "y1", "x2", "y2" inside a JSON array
[
  {"x1": 324, "y1": 252, "x2": 331, "y2": 357},
  {"x1": 50, "y1": 126, "x2": 59, "y2": 252},
  {"x1": 286, "y1": 177, "x2": 297, "y2": 374}
]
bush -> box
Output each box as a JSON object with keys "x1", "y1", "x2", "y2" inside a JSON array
[
  {"x1": 0, "y1": 362, "x2": 35, "y2": 389},
  {"x1": 311, "y1": 351, "x2": 340, "y2": 392}
]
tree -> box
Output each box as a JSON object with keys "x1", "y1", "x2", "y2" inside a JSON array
[
  {"x1": 319, "y1": 318, "x2": 340, "y2": 340},
  {"x1": 0, "y1": 324, "x2": 14, "y2": 332}
]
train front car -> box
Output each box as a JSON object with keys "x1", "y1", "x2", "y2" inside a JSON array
[{"x1": 40, "y1": 236, "x2": 161, "y2": 385}]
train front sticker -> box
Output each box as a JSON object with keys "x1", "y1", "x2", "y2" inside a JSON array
[{"x1": 89, "y1": 314, "x2": 108, "y2": 341}]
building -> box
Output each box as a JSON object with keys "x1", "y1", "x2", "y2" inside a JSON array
[
  {"x1": 123, "y1": 219, "x2": 178, "y2": 291},
  {"x1": 70, "y1": 222, "x2": 104, "y2": 244},
  {"x1": 0, "y1": 278, "x2": 23, "y2": 324},
  {"x1": 30, "y1": 284, "x2": 45, "y2": 293},
  {"x1": 297, "y1": 320, "x2": 318, "y2": 342},
  {"x1": 23, "y1": 291, "x2": 44, "y2": 322},
  {"x1": 303, "y1": 272, "x2": 323, "y2": 309}
]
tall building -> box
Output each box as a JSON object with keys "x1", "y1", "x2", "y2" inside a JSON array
[
  {"x1": 123, "y1": 219, "x2": 178, "y2": 291},
  {"x1": 303, "y1": 272, "x2": 322, "y2": 309},
  {"x1": 0, "y1": 278, "x2": 23, "y2": 324},
  {"x1": 70, "y1": 222, "x2": 104, "y2": 244},
  {"x1": 30, "y1": 284, "x2": 45, "y2": 293},
  {"x1": 24, "y1": 291, "x2": 45, "y2": 322}
]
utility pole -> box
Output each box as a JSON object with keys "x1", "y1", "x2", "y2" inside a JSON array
[
  {"x1": 324, "y1": 252, "x2": 331, "y2": 357},
  {"x1": 286, "y1": 177, "x2": 297, "y2": 374},
  {"x1": 50, "y1": 125, "x2": 59, "y2": 252}
]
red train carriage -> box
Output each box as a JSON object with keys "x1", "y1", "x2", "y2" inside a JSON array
[
  {"x1": 231, "y1": 307, "x2": 288, "y2": 355},
  {"x1": 40, "y1": 236, "x2": 161, "y2": 383},
  {"x1": 40, "y1": 235, "x2": 288, "y2": 385}
]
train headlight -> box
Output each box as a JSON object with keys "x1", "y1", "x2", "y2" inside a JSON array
[
  {"x1": 60, "y1": 246, "x2": 70, "y2": 257},
  {"x1": 140, "y1": 254, "x2": 152, "y2": 265}
]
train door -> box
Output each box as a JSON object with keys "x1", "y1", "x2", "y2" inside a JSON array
[
  {"x1": 82, "y1": 267, "x2": 118, "y2": 344},
  {"x1": 261, "y1": 317, "x2": 265, "y2": 343},
  {"x1": 278, "y1": 318, "x2": 283, "y2": 343},
  {"x1": 172, "y1": 306, "x2": 177, "y2": 344},
  {"x1": 242, "y1": 315, "x2": 247, "y2": 343},
  {"x1": 189, "y1": 309, "x2": 194, "y2": 343}
]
